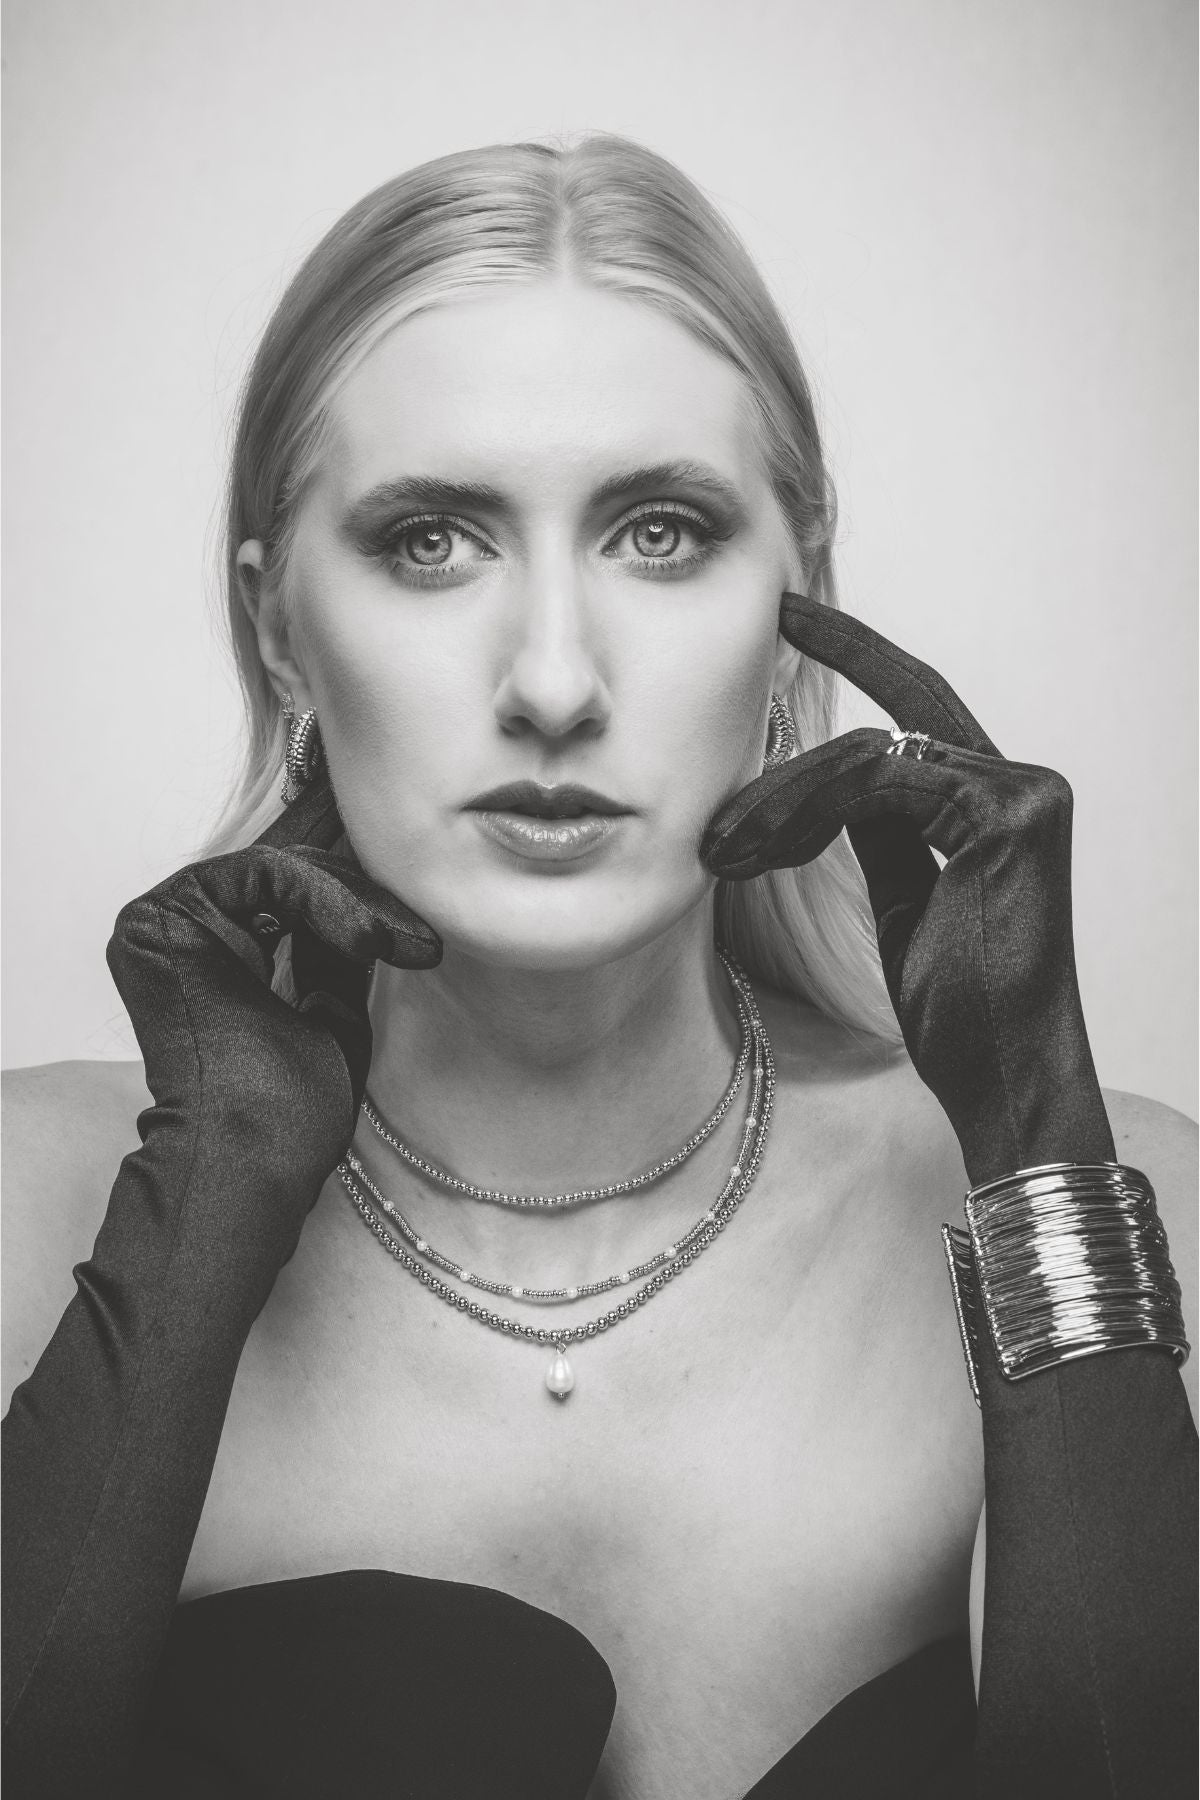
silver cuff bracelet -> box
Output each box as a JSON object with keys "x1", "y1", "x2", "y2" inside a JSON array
[{"x1": 941, "y1": 1162, "x2": 1190, "y2": 1405}]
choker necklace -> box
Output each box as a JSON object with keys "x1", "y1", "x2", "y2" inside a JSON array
[
  {"x1": 360, "y1": 949, "x2": 753, "y2": 1208},
  {"x1": 336, "y1": 955, "x2": 774, "y2": 1402}
]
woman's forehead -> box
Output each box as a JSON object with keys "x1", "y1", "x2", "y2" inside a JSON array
[{"x1": 318, "y1": 279, "x2": 768, "y2": 508}]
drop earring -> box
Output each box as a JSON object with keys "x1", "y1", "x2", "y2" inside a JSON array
[
  {"x1": 762, "y1": 695, "x2": 796, "y2": 770},
  {"x1": 280, "y1": 693, "x2": 324, "y2": 803}
]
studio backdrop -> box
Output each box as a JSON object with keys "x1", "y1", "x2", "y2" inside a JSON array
[{"x1": 3, "y1": 0, "x2": 1196, "y2": 1114}]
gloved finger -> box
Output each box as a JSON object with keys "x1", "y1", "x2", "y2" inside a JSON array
[
  {"x1": 780, "y1": 591, "x2": 1001, "y2": 757},
  {"x1": 702, "y1": 727, "x2": 1054, "y2": 881},
  {"x1": 292, "y1": 924, "x2": 375, "y2": 1098},
  {"x1": 285, "y1": 848, "x2": 443, "y2": 971},
  {"x1": 701, "y1": 728, "x2": 894, "y2": 873},
  {"x1": 167, "y1": 844, "x2": 442, "y2": 973},
  {"x1": 846, "y1": 813, "x2": 940, "y2": 971},
  {"x1": 290, "y1": 920, "x2": 372, "y2": 1013}
]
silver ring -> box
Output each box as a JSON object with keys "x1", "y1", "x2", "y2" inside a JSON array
[{"x1": 886, "y1": 727, "x2": 935, "y2": 760}]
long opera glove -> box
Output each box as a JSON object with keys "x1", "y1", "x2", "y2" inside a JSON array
[
  {"x1": 2, "y1": 782, "x2": 442, "y2": 1796},
  {"x1": 703, "y1": 594, "x2": 1197, "y2": 1795}
]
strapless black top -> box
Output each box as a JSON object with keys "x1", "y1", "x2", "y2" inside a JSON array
[{"x1": 132, "y1": 1570, "x2": 976, "y2": 1798}]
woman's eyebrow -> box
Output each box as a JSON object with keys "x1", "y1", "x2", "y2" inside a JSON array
[
  {"x1": 589, "y1": 460, "x2": 749, "y2": 516},
  {"x1": 343, "y1": 475, "x2": 508, "y2": 532},
  {"x1": 342, "y1": 460, "x2": 750, "y2": 532}
]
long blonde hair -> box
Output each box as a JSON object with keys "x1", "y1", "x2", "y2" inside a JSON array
[{"x1": 211, "y1": 133, "x2": 897, "y2": 1041}]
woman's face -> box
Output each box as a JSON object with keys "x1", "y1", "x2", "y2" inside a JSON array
[{"x1": 246, "y1": 277, "x2": 800, "y2": 969}]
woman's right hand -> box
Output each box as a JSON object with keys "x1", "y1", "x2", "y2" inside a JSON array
[{"x1": 105, "y1": 775, "x2": 442, "y2": 1276}]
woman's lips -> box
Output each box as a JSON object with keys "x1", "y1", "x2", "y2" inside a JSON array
[
  {"x1": 471, "y1": 809, "x2": 621, "y2": 863},
  {"x1": 465, "y1": 782, "x2": 632, "y2": 865}
]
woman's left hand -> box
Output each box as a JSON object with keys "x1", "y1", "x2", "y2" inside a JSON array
[{"x1": 701, "y1": 591, "x2": 1114, "y2": 1188}]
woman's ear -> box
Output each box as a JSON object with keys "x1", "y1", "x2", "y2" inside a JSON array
[
  {"x1": 773, "y1": 631, "x2": 803, "y2": 698},
  {"x1": 772, "y1": 571, "x2": 805, "y2": 696},
  {"x1": 236, "y1": 540, "x2": 314, "y2": 713}
]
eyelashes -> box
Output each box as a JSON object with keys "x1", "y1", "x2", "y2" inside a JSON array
[
  {"x1": 377, "y1": 515, "x2": 493, "y2": 583},
  {"x1": 364, "y1": 501, "x2": 731, "y2": 589},
  {"x1": 603, "y1": 502, "x2": 727, "y2": 576}
]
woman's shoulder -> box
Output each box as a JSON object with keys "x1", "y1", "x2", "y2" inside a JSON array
[
  {"x1": 756, "y1": 983, "x2": 1197, "y2": 1227},
  {"x1": 2, "y1": 1059, "x2": 150, "y2": 1408},
  {"x1": 4, "y1": 1057, "x2": 150, "y2": 1179},
  {"x1": 753, "y1": 984, "x2": 967, "y2": 1205},
  {"x1": 1104, "y1": 1085, "x2": 1197, "y2": 1178},
  {"x1": 756, "y1": 986, "x2": 1198, "y2": 1408},
  {"x1": 1103, "y1": 1087, "x2": 1198, "y2": 1410}
]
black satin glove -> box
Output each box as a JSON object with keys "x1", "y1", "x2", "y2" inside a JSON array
[
  {"x1": 3, "y1": 777, "x2": 440, "y2": 1797},
  {"x1": 107, "y1": 776, "x2": 440, "y2": 1216},
  {"x1": 703, "y1": 594, "x2": 1196, "y2": 1799},
  {"x1": 702, "y1": 590, "x2": 1111, "y2": 1186}
]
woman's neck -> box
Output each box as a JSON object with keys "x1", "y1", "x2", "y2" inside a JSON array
[{"x1": 364, "y1": 901, "x2": 739, "y2": 1200}]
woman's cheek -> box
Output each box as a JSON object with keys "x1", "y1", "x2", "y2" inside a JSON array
[
  {"x1": 670, "y1": 632, "x2": 776, "y2": 822},
  {"x1": 301, "y1": 650, "x2": 444, "y2": 869}
]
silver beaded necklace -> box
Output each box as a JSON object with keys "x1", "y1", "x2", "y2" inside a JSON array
[
  {"x1": 359, "y1": 950, "x2": 754, "y2": 1208},
  {"x1": 336, "y1": 956, "x2": 775, "y2": 1401}
]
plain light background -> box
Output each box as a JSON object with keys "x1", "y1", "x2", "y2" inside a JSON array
[{"x1": 3, "y1": 0, "x2": 1196, "y2": 1114}]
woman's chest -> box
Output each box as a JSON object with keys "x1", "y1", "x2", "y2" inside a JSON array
[{"x1": 184, "y1": 1167, "x2": 982, "y2": 1794}]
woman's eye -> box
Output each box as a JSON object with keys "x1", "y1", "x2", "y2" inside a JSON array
[
  {"x1": 631, "y1": 516, "x2": 682, "y2": 558},
  {"x1": 381, "y1": 516, "x2": 495, "y2": 582},
  {"x1": 603, "y1": 506, "x2": 718, "y2": 575},
  {"x1": 406, "y1": 525, "x2": 457, "y2": 566}
]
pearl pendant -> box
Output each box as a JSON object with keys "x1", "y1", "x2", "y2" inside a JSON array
[{"x1": 546, "y1": 1349, "x2": 575, "y2": 1401}]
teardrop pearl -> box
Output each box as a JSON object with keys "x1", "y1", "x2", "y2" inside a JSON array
[{"x1": 546, "y1": 1350, "x2": 575, "y2": 1401}]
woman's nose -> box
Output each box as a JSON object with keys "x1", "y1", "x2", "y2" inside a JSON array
[{"x1": 492, "y1": 569, "x2": 611, "y2": 741}]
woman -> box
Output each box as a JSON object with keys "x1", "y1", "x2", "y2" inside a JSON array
[{"x1": 3, "y1": 135, "x2": 1195, "y2": 1799}]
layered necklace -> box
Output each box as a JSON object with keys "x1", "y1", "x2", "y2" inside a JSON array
[{"x1": 336, "y1": 952, "x2": 775, "y2": 1401}]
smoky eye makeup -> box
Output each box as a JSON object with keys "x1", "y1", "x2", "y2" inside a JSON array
[
  {"x1": 356, "y1": 512, "x2": 499, "y2": 586},
  {"x1": 598, "y1": 499, "x2": 732, "y2": 579},
  {"x1": 353, "y1": 498, "x2": 737, "y2": 589}
]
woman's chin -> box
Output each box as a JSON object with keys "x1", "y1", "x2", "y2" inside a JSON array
[{"x1": 401, "y1": 874, "x2": 714, "y2": 974}]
